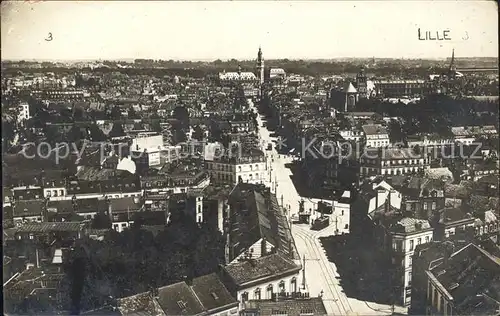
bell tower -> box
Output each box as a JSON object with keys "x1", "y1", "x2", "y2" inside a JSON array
[
  {"x1": 356, "y1": 67, "x2": 367, "y2": 99},
  {"x1": 256, "y1": 46, "x2": 265, "y2": 85}
]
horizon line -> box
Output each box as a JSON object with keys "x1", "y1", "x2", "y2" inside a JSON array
[{"x1": 3, "y1": 56, "x2": 498, "y2": 63}]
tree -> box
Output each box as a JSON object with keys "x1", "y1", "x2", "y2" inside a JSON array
[
  {"x1": 192, "y1": 125, "x2": 204, "y2": 141},
  {"x1": 108, "y1": 123, "x2": 125, "y2": 138},
  {"x1": 109, "y1": 106, "x2": 122, "y2": 120},
  {"x1": 88, "y1": 124, "x2": 107, "y2": 142},
  {"x1": 173, "y1": 106, "x2": 189, "y2": 129},
  {"x1": 91, "y1": 211, "x2": 112, "y2": 229}
]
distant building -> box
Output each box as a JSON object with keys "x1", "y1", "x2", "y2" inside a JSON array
[
  {"x1": 130, "y1": 134, "x2": 165, "y2": 169},
  {"x1": 329, "y1": 82, "x2": 358, "y2": 112},
  {"x1": 373, "y1": 80, "x2": 431, "y2": 98},
  {"x1": 256, "y1": 47, "x2": 265, "y2": 86},
  {"x1": 356, "y1": 67, "x2": 368, "y2": 98},
  {"x1": 360, "y1": 148, "x2": 431, "y2": 177},
  {"x1": 362, "y1": 124, "x2": 390, "y2": 148},
  {"x1": 205, "y1": 144, "x2": 267, "y2": 185},
  {"x1": 16, "y1": 103, "x2": 30, "y2": 124}
]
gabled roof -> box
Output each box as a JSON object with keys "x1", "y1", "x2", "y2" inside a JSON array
[
  {"x1": 344, "y1": 82, "x2": 357, "y2": 93},
  {"x1": 243, "y1": 296, "x2": 327, "y2": 316},
  {"x1": 156, "y1": 282, "x2": 205, "y2": 315},
  {"x1": 12, "y1": 199, "x2": 46, "y2": 217},
  {"x1": 223, "y1": 253, "x2": 301, "y2": 287},
  {"x1": 228, "y1": 183, "x2": 292, "y2": 260},
  {"x1": 190, "y1": 273, "x2": 238, "y2": 312},
  {"x1": 430, "y1": 243, "x2": 500, "y2": 315}
]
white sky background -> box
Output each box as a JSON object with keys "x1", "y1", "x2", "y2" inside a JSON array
[{"x1": 1, "y1": 1, "x2": 498, "y2": 61}]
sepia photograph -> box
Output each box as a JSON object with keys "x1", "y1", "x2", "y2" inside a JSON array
[{"x1": 1, "y1": 1, "x2": 499, "y2": 315}]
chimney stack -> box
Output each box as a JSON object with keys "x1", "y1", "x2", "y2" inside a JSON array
[
  {"x1": 261, "y1": 237, "x2": 267, "y2": 256},
  {"x1": 443, "y1": 241, "x2": 455, "y2": 267}
]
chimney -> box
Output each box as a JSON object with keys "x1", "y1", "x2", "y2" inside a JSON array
[
  {"x1": 185, "y1": 275, "x2": 193, "y2": 286},
  {"x1": 443, "y1": 241, "x2": 455, "y2": 267},
  {"x1": 107, "y1": 198, "x2": 113, "y2": 222},
  {"x1": 376, "y1": 188, "x2": 385, "y2": 209},
  {"x1": 217, "y1": 199, "x2": 225, "y2": 233},
  {"x1": 261, "y1": 237, "x2": 267, "y2": 256}
]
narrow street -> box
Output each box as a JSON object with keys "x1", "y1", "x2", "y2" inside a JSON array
[{"x1": 250, "y1": 100, "x2": 407, "y2": 316}]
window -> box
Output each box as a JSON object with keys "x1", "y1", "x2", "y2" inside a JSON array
[
  {"x1": 254, "y1": 288, "x2": 261, "y2": 300},
  {"x1": 409, "y1": 240, "x2": 414, "y2": 251},
  {"x1": 431, "y1": 202, "x2": 437, "y2": 210},
  {"x1": 425, "y1": 236, "x2": 430, "y2": 243},
  {"x1": 408, "y1": 272, "x2": 412, "y2": 286},
  {"x1": 266, "y1": 284, "x2": 273, "y2": 299},
  {"x1": 423, "y1": 203, "x2": 428, "y2": 210},
  {"x1": 408, "y1": 256, "x2": 412, "y2": 267},
  {"x1": 279, "y1": 281, "x2": 285, "y2": 293},
  {"x1": 241, "y1": 292, "x2": 248, "y2": 302},
  {"x1": 291, "y1": 277, "x2": 297, "y2": 293},
  {"x1": 417, "y1": 238, "x2": 421, "y2": 245}
]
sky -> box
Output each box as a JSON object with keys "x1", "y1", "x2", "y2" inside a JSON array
[{"x1": 1, "y1": 1, "x2": 498, "y2": 61}]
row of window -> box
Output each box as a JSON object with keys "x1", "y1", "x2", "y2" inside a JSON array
[
  {"x1": 46, "y1": 189, "x2": 66, "y2": 197},
  {"x1": 208, "y1": 163, "x2": 261, "y2": 172},
  {"x1": 393, "y1": 235, "x2": 432, "y2": 253},
  {"x1": 240, "y1": 278, "x2": 297, "y2": 302},
  {"x1": 215, "y1": 173, "x2": 262, "y2": 182},
  {"x1": 406, "y1": 201, "x2": 437, "y2": 211}
]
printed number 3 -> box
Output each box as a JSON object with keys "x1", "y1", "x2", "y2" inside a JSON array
[{"x1": 45, "y1": 32, "x2": 53, "y2": 41}]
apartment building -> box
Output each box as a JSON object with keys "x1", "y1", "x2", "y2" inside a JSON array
[
  {"x1": 362, "y1": 124, "x2": 390, "y2": 148},
  {"x1": 360, "y1": 148, "x2": 431, "y2": 177},
  {"x1": 206, "y1": 146, "x2": 267, "y2": 185}
]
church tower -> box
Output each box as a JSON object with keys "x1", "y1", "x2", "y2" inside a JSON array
[
  {"x1": 356, "y1": 67, "x2": 367, "y2": 99},
  {"x1": 256, "y1": 46, "x2": 265, "y2": 85}
]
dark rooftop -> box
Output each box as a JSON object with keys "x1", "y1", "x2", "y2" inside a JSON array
[
  {"x1": 223, "y1": 254, "x2": 301, "y2": 287},
  {"x1": 431, "y1": 243, "x2": 500, "y2": 315},
  {"x1": 242, "y1": 295, "x2": 328, "y2": 316},
  {"x1": 156, "y1": 282, "x2": 205, "y2": 316},
  {"x1": 190, "y1": 273, "x2": 239, "y2": 312}
]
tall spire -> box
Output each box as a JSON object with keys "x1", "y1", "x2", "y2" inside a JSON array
[
  {"x1": 257, "y1": 46, "x2": 264, "y2": 86},
  {"x1": 449, "y1": 48, "x2": 456, "y2": 72}
]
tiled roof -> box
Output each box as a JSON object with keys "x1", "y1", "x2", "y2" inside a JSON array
[
  {"x1": 431, "y1": 243, "x2": 500, "y2": 315},
  {"x1": 13, "y1": 222, "x2": 85, "y2": 233},
  {"x1": 344, "y1": 82, "x2": 357, "y2": 93},
  {"x1": 47, "y1": 198, "x2": 108, "y2": 214},
  {"x1": 118, "y1": 292, "x2": 165, "y2": 316},
  {"x1": 224, "y1": 254, "x2": 301, "y2": 286},
  {"x1": 190, "y1": 273, "x2": 238, "y2": 312},
  {"x1": 12, "y1": 199, "x2": 46, "y2": 217},
  {"x1": 109, "y1": 197, "x2": 143, "y2": 213},
  {"x1": 438, "y1": 207, "x2": 474, "y2": 225},
  {"x1": 228, "y1": 183, "x2": 292, "y2": 260},
  {"x1": 391, "y1": 217, "x2": 432, "y2": 233},
  {"x1": 243, "y1": 297, "x2": 328, "y2": 316},
  {"x1": 362, "y1": 124, "x2": 388, "y2": 136},
  {"x1": 156, "y1": 282, "x2": 205, "y2": 316}
]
